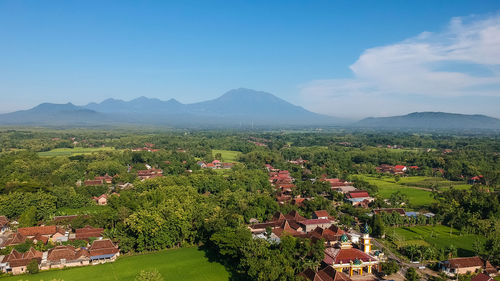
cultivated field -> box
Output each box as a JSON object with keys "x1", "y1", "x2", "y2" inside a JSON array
[
  {"x1": 358, "y1": 175, "x2": 471, "y2": 207},
  {"x1": 212, "y1": 149, "x2": 241, "y2": 162},
  {"x1": 1, "y1": 247, "x2": 229, "y2": 281},
  {"x1": 388, "y1": 225, "x2": 485, "y2": 257},
  {"x1": 38, "y1": 147, "x2": 115, "y2": 157}
]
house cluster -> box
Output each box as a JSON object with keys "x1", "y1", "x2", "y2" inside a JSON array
[
  {"x1": 250, "y1": 210, "x2": 339, "y2": 242},
  {"x1": 248, "y1": 137, "x2": 269, "y2": 147},
  {"x1": 319, "y1": 177, "x2": 356, "y2": 193},
  {"x1": 197, "y1": 160, "x2": 235, "y2": 169},
  {"x1": 131, "y1": 143, "x2": 160, "y2": 152},
  {"x1": 266, "y1": 165, "x2": 300, "y2": 205},
  {"x1": 83, "y1": 174, "x2": 115, "y2": 186},
  {"x1": 376, "y1": 164, "x2": 418, "y2": 175},
  {"x1": 0, "y1": 223, "x2": 119, "y2": 275},
  {"x1": 137, "y1": 168, "x2": 163, "y2": 180},
  {"x1": 295, "y1": 223, "x2": 384, "y2": 280}
]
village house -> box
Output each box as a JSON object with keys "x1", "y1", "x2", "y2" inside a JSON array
[
  {"x1": 300, "y1": 219, "x2": 334, "y2": 233},
  {"x1": 93, "y1": 194, "x2": 109, "y2": 205},
  {"x1": 298, "y1": 265, "x2": 352, "y2": 281},
  {"x1": 1, "y1": 232, "x2": 27, "y2": 247},
  {"x1": 197, "y1": 160, "x2": 235, "y2": 170},
  {"x1": 1, "y1": 247, "x2": 42, "y2": 275},
  {"x1": 137, "y1": 168, "x2": 163, "y2": 180},
  {"x1": 308, "y1": 225, "x2": 346, "y2": 246},
  {"x1": 41, "y1": 245, "x2": 90, "y2": 270},
  {"x1": 345, "y1": 191, "x2": 374, "y2": 207},
  {"x1": 88, "y1": 239, "x2": 120, "y2": 263},
  {"x1": 250, "y1": 211, "x2": 336, "y2": 238},
  {"x1": 249, "y1": 211, "x2": 306, "y2": 237},
  {"x1": 17, "y1": 225, "x2": 67, "y2": 244},
  {"x1": 375, "y1": 164, "x2": 408, "y2": 175},
  {"x1": 440, "y1": 256, "x2": 496, "y2": 276}
]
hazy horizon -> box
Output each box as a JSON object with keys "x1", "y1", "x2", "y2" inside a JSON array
[{"x1": 1, "y1": 1, "x2": 500, "y2": 118}]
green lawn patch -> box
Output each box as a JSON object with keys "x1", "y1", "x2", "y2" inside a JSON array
[
  {"x1": 38, "y1": 147, "x2": 115, "y2": 157},
  {"x1": 212, "y1": 149, "x2": 241, "y2": 162},
  {"x1": 388, "y1": 225, "x2": 484, "y2": 257},
  {"x1": 358, "y1": 175, "x2": 436, "y2": 207},
  {"x1": 1, "y1": 247, "x2": 229, "y2": 281}
]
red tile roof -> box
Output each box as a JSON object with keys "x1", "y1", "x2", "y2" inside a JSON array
[
  {"x1": 89, "y1": 239, "x2": 119, "y2": 257},
  {"x1": 47, "y1": 245, "x2": 89, "y2": 262},
  {"x1": 445, "y1": 256, "x2": 484, "y2": 269},
  {"x1": 301, "y1": 219, "x2": 332, "y2": 225},
  {"x1": 3, "y1": 232, "x2": 27, "y2": 246},
  {"x1": 2, "y1": 247, "x2": 42, "y2": 267},
  {"x1": 313, "y1": 210, "x2": 329, "y2": 218},
  {"x1": 75, "y1": 225, "x2": 104, "y2": 240},
  {"x1": 471, "y1": 273, "x2": 493, "y2": 281},
  {"x1": 346, "y1": 191, "x2": 370, "y2": 198},
  {"x1": 18, "y1": 225, "x2": 57, "y2": 236},
  {"x1": 324, "y1": 247, "x2": 375, "y2": 264}
]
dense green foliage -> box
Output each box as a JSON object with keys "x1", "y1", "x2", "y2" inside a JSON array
[{"x1": 0, "y1": 128, "x2": 499, "y2": 280}]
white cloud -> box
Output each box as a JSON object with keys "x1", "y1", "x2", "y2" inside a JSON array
[{"x1": 300, "y1": 14, "x2": 500, "y2": 118}]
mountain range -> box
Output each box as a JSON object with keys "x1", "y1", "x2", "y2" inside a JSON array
[
  {"x1": 0, "y1": 88, "x2": 499, "y2": 130},
  {"x1": 0, "y1": 88, "x2": 340, "y2": 127},
  {"x1": 356, "y1": 112, "x2": 500, "y2": 130}
]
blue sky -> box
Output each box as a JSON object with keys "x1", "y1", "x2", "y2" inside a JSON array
[{"x1": 1, "y1": 0, "x2": 500, "y2": 118}]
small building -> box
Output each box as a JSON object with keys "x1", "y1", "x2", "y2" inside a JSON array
[
  {"x1": 89, "y1": 239, "x2": 120, "y2": 263},
  {"x1": 42, "y1": 245, "x2": 90, "y2": 269},
  {"x1": 93, "y1": 194, "x2": 108, "y2": 205},
  {"x1": 2, "y1": 232, "x2": 27, "y2": 247},
  {"x1": 372, "y1": 208, "x2": 405, "y2": 216},
  {"x1": 1, "y1": 248, "x2": 42, "y2": 275},
  {"x1": 346, "y1": 191, "x2": 374, "y2": 207},
  {"x1": 440, "y1": 256, "x2": 491, "y2": 276},
  {"x1": 300, "y1": 219, "x2": 334, "y2": 233}
]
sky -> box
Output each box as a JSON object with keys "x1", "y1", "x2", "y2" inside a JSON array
[{"x1": 1, "y1": 0, "x2": 500, "y2": 119}]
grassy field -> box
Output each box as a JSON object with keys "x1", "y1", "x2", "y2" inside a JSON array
[
  {"x1": 358, "y1": 175, "x2": 436, "y2": 207},
  {"x1": 389, "y1": 225, "x2": 485, "y2": 257},
  {"x1": 38, "y1": 147, "x2": 115, "y2": 157},
  {"x1": 1, "y1": 247, "x2": 230, "y2": 281},
  {"x1": 358, "y1": 175, "x2": 471, "y2": 207},
  {"x1": 212, "y1": 149, "x2": 241, "y2": 162}
]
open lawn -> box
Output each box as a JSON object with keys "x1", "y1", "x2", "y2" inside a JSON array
[
  {"x1": 212, "y1": 149, "x2": 241, "y2": 162},
  {"x1": 0, "y1": 247, "x2": 230, "y2": 281},
  {"x1": 389, "y1": 225, "x2": 485, "y2": 257},
  {"x1": 38, "y1": 147, "x2": 115, "y2": 157}
]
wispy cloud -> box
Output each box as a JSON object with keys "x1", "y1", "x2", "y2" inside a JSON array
[{"x1": 300, "y1": 13, "x2": 500, "y2": 119}]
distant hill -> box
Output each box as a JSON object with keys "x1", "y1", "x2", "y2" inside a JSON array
[
  {"x1": 356, "y1": 112, "x2": 500, "y2": 130},
  {"x1": 0, "y1": 88, "x2": 342, "y2": 127}
]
